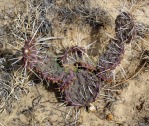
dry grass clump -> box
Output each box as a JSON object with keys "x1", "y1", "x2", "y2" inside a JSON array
[
  {"x1": 57, "y1": 5, "x2": 111, "y2": 29},
  {"x1": 0, "y1": 66, "x2": 31, "y2": 114}
]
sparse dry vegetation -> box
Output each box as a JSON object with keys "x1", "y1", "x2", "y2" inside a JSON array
[{"x1": 0, "y1": 0, "x2": 149, "y2": 126}]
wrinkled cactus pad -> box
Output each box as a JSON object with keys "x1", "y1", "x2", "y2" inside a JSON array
[
  {"x1": 115, "y1": 12, "x2": 136, "y2": 43},
  {"x1": 22, "y1": 39, "x2": 64, "y2": 83},
  {"x1": 60, "y1": 69, "x2": 101, "y2": 107}
]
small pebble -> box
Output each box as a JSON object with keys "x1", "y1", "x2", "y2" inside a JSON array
[{"x1": 106, "y1": 113, "x2": 114, "y2": 121}]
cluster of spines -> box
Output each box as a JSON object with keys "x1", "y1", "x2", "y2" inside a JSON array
[
  {"x1": 58, "y1": 46, "x2": 85, "y2": 66},
  {"x1": 115, "y1": 12, "x2": 136, "y2": 43},
  {"x1": 22, "y1": 39, "x2": 38, "y2": 69}
]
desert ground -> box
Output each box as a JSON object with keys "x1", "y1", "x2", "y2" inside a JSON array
[{"x1": 0, "y1": 0, "x2": 149, "y2": 126}]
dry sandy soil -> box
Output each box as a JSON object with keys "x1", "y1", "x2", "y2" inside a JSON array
[{"x1": 0, "y1": 0, "x2": 149, "y2": 126}]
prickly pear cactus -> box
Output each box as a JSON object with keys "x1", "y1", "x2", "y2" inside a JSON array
[{"x1": 21, "y1": 12, "x2": 137, "y2": 107}]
